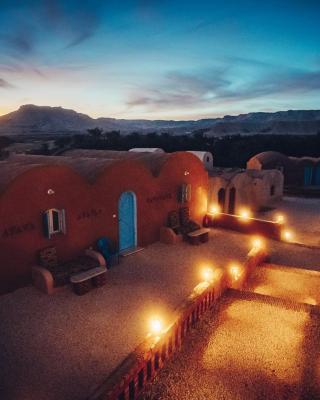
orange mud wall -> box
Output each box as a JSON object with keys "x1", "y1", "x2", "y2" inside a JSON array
[{"x1": 0, "y1": 152, "x2": 208, "y2": 293}]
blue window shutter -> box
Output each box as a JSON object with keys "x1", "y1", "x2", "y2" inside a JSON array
[
  {"x1": 178, "y1": 185, "x2": 184, "y2": 203},
  {"x1": 42, "y1": 211, "x2": 51, "y2": 239},
  {"x1": 59, "y1": 209, "x2": 66, "y2": 234},
  {"x1": 186, "y1": 184, "x2": 192, "y2": 202}
]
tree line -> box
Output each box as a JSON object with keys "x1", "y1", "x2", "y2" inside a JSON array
[{"x1": 52, "y1": 128, "x2": 320, "y2": 168}]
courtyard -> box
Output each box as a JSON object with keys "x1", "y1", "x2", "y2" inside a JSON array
[{"x1": 0, "y1": 228, "x2": 319, "y2": 400}]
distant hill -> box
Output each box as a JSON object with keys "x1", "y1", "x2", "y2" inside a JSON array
[{"x1": 0, "y1": 104, "x2": 320, "y2": 136}]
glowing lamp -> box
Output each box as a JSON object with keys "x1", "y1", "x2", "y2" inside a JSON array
[
  {"x1": 209, "y1": 204, "x2": 221, "y2": 215},
  {"x1": 202, "y1": 267, "x2": 214, "y2": 282},
  {"x1": 229, "y1": 264, "x2": 242, "y2": 281},
  {"x1": 239, "y1": 208, "x2": 251, "y2": 221},
  {"x1": 275, "y1": 214, "x2": 285, "y2": 224},
  {"x1": 149, "y1": 318, "x2": 163, "y2": 335},
  {"x1": 282, "y1": 229, "x2": 293, "y2": 242},
  {"x1": 252, "y1": 237, "x2": 264, "y2": 249}
]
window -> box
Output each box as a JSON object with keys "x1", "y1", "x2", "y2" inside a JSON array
[
  {"x1": 270, "y1": 185, "x2": 275, "y2": 196},
  {"x1": 43, "y1": 209, "x2": 66, "y2": 239},
  {"x1": 206, "y1": 156, "x2": 210, "y2": 162},
  {"x1": 178, "y1": 183, "x2": 192, "y2": 203}
]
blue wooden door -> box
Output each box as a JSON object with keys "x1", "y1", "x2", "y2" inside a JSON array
[
  {"x1": 118, "y1": 192, "x2": 136, "y2": 251},
  {"x1": 304, "y1": 166, "x2": 313, "y2": 186}
]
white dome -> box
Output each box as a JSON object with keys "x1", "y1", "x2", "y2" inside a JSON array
[
  {"x1": 187, "y1": 151, "x2": 213, "y2": 171},
  {"x1": 129, "y1": 148, "x2": 164, "y2": 153}
]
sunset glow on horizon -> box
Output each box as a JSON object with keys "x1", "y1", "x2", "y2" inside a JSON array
[{"x1": 0, "y1": 0, "x2": 319, "y2": 120}]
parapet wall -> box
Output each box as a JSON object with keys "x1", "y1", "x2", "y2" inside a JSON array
[{"x1": 87, "y1": 246, "x2": 268, "y2": 400}]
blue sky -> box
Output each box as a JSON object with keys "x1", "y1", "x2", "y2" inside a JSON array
[{"x1": 0, "y1": 0, "x2": 319, "y2": 119}]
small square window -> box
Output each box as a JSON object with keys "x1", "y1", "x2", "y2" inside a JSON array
[{"x1": 43, "y1": 209, "x2": 66, "y2": 239}]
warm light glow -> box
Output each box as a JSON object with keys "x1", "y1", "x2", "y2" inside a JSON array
[
  {"x1": 208, "y1": 204, "x2": 221, "y2": 215},
  {"x1": 251, "y1": 237, "x2": 264, "y2": 249},
  {"x1": 149, "y1": 318, "x2": 163, "y2": 335},
  {"x1": 229, "y1": 263, "x2": 242, "y2": 281},
  {"x1": 202, "y1": 267, "x2": 214, "y2": 282},
  {"x1": 275, "y1": 214, "x2": 285, "y2": 224},
  {"x1": 282, "y1": 229, "x2": 293, "y2": 242},
  {"x1": 239, "y1": 208, "x2": 251, "y2": 221},
  {"x1": 303, "y1": 297, "x2": 317, "y2": 306}
]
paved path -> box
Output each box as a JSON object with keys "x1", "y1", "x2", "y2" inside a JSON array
[{"x1": 142, "y1": 291, "x2": 320, "y2": 400}]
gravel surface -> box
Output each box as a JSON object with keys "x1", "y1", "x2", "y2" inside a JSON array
[
  {"x1": 259, "y1": 196, "x2": 320, "y2": 247},
  {"x1": 142, "y1": 291, "x2": 320, "y2": 400},
  {"x1": 247, "y1": 264, "x2": 320, "y2": 305},
  {"x1": 1, "y1": 228, "x2": 319, "y2": 400},
  {"x1": 0, "y1": 230, "x2": 250, "y2": 400},
  {"x1": 267, "y1": 239, "x2": 320, "y2": 270}
]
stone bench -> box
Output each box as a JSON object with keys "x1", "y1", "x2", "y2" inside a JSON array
[
  {"x1": 70, "y1": 266, "x2": 107, "y2": 295},
  {"x1": 187, "y1": 228, "x2": 210, "y2": 245}
]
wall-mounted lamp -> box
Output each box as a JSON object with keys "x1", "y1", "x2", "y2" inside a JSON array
[
  {"x1": 184, "y1": 171, "x2": 190, "y2": 176},
  {"x1": 47, "y1": 189, "x2": 55, "y2": 195}
]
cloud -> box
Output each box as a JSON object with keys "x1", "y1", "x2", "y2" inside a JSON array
[
  {"x1": 0, "y1": 27, "x2": 35, "y2": 59},
  {"x1": 127, "y1": 61, "x2": 320, "y2": 112},
  {"x1": 0, "y1": 78, "x2": 14, "y2": 89}
]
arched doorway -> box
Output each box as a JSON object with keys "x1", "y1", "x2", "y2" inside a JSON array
[
  {"x1": 217, "y1": 188, "x2": 226, "y2": 212},
  {"x1": 118, "y1": 191, "x2": 137, "y2": 252},
  {"x1": 228, "y1": 187, "x2": 236, "y2": 214}
]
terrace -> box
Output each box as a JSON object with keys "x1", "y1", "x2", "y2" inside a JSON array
[{"x1": 0, "y1": 229, "x2": 319, "y2": 400}]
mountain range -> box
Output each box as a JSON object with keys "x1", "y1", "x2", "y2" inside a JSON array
[{"x1": 1, "y1": 104, "x2": 320, "y2": 136}]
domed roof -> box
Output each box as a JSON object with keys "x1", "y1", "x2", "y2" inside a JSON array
[{"x1": 250, "y1": 151, "x2": 289, "y2": 164}]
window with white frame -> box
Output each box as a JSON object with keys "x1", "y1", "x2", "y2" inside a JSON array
[{"x1": 43, "y1": 209, "x2": 66, "y2": 239}]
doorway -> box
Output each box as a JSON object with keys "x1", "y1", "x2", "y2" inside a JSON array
[
  {"x1": 218, "y1": 188, "x2": 226, "y2": 212},
  {"x1": 228, "y1": 187, "x2": 236, "y2": 214},
  {"x1": 118, "y1": 191, "x2": 137, "y2": 252}
]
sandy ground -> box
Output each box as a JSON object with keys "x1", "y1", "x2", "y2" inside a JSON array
[
  {"x1": 267, "y1": 239, "x2": 320, "y2": 271},
  {"x1": 0, "y1": 228, "x2": 319, "y2": 400},
  {"x1": 247, "y1": 264, "x2": 320, "y2": 305},
  {"x1": 259, "y1": 196, "x2": 320, "y2": 247},
  {"x1": 142, "y1": 291, "x2": 320, "y2": 400},
  {"x1": 0, "y1": 230, "x2": 250, "y2": 400}
]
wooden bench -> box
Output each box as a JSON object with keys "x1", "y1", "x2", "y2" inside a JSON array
[
  {"x1": 187, "y1": 228, "x2": 210, "y2": 245},
  {"x1": 70, "y1": 266, "x2": 107, "y2": 295}
]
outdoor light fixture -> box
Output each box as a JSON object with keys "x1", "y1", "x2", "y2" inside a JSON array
[
  {"x1": 202, "y1": 267, "x2": 214, "y2": 282},
  {"x1": 229, "y1": 263, "x2": 242, "y2": 281},
  {"x1": 252, "y1": 237, "x2": 264, "y2": 249},
  {"x1": 149, "y1": 318, "x2": 163, "y2": 335},
  {"x1": 47, "y1": 189, "x2": 55, "y2": 195},
  {"x1": 209, "y1": 204, "x2": 221, "y2": 215},
  {"x1": 239, "y1": 208, "x2": 251, "y2": 221},
  {"x1": 282, "y1": 229, "x2": 293, "y2": 242},
  {"x1": 275, "y1": 214, "x2": 285, "y2": 224},
  {"x1": 184, "y1": 170, "x2": 190, "y2": 176}
]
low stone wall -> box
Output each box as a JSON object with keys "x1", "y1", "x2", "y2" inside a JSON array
[
  {"x1": 87, "y1": 247, "x2": 268, "y2": 400},
  {"x1": 204, "y1": 213, "x2": 282, "y2": 240}
]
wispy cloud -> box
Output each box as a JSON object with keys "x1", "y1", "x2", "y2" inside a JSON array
[
  {"x1": 127, "y1": 60, "x2": 320, "y2": 111},
  {"x1": 0, "y1": 78, "x2": 14, "y2": 89}
]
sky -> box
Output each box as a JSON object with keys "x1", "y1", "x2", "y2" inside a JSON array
[{"x1": 0, "y1": 0, "x2": 319, "y2": 120}]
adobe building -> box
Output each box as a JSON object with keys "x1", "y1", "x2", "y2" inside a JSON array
[
  {"x1": 247, "y1": 151, "x2": 320, "y2": 187},
  {"x1": 208, "y1": 167, "x2": 283, "y2": 214},
  {"x1": 0, "y1": 150, "x2": 208, "y2": 293}
]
